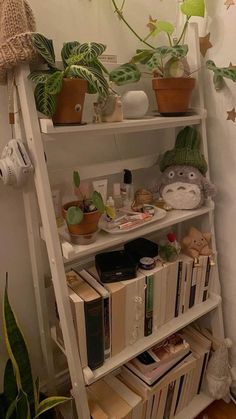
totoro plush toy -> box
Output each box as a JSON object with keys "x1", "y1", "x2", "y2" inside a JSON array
[{"x1": 157, "y1": 127, "x2": 216, "y2": 210}]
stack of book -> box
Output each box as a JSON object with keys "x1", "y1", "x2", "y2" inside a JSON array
[
  {"x1": 63, "y1": 253, "x2": 215, "y2": 370},
  {"x1": 118, "y1": 327, "x2": 212, "y2": 419}
]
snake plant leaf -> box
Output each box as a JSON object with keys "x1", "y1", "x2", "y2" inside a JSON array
[
  {"x1": 16, "y1": 390, "x2": 30, "y2": 419},
  {"x1": 4, "y1": 359, "x2": 18, "y2": 407},
  {"x1": 68, "y1": 65, "x2": 109, "y2": 97},
  {"x1": 5, "y1": 398, "x2": 17, "y2": 419},
  {"x1": 66, "y1": 206, "x2": 84, "y2": 225},
  {"x1": 34, "y1": 83, "x2": 57, "y2": 118},
  {"x1": 0, "y1": 394, "x2": 6, "y2": 419},
  {"x1": 73, "y1": 171, "x2": 80, "y2": 188},
  {"x1": 27, "y1": 70, "x2": 54, "y2": 85},
  {"x1": 109, "y1": 63, "x2": 141, "y2": 86},
  {"x1": 34, "y1": 377, "x2": 40, "y2": 413},
  {"x1": 61, "y1": 41, "x2": 80, "y2": 67},
  {"x1": 76, "y1": 42, "x2": 106, "y2": 61},
  {"x1": 150, "y1": 21, "x2": 175, "y2": 37},
  {"x1": 3, "y1": 285, "x2": 35, "y2": 416},
  {"x1": 181, "y1": 0, "x2": 205, "y2": 17},
  {"x1": 32, "y1": 34, "x2": 57, "y2": 69},
  {"x1": 92, "y1": 191, "x2": 105, "y2": 213},
  {"x1": 46, "y1": 71, "x2": 64, "y2": 95},
  {"x1": 34, "y1": 396, "x2": 71, "y2": 418}
]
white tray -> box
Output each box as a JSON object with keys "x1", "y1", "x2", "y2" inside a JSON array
[{"x1": 99, "y1": 207, "x2": 167, "y2": 234}]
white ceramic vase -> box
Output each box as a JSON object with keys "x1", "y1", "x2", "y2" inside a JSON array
[{"x1": 122, "y1": 90, "x2": 149, "y2": 119}]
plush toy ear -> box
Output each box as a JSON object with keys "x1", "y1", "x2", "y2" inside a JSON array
[
  {"x1": 202, "y1": 177, "x2": 217, "y2": 198},
  {"x1": 182, "y1": 236, "x2": 192, "y2": 247},
  {"x1": 203, "y1": 232, "x2": 211, "y2": 243}
]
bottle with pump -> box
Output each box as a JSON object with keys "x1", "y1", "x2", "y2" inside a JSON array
[{"x1": 121, "y1": 169, "x2": 134, "y2": 209}]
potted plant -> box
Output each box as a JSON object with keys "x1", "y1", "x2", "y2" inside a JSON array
[
  {"x1": 0, "y1": 275, "x2": 71, "y2": 419},
  {"x1": 109, "y1": 0, "x2": 206, "y2": 116},
  {"x1": 28, "y1": 34, "x2": 109, "y2": 124},
  {"x1": 62, "y1": 171, "x2": 115, "y2": 244}
]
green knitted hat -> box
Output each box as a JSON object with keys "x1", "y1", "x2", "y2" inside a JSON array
[{"x1": 159, "y1": 126, "x2": 208, "y2": 175}]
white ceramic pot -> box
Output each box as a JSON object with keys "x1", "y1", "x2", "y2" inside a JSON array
[{"x1": 122, "y1": 90, "x2": 149, "y2": 119}]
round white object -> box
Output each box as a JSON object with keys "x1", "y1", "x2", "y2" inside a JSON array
[{"x1": 122, "y1": 90, "x2": 149, "y2": 119}]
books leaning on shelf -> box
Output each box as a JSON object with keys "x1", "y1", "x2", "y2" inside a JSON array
[
  {"x1": 62, "y1": 254, "x2": 215, "y2": 371},
  {"x1": 118, "y1": 326, "x2": 212, "y2": 419}
]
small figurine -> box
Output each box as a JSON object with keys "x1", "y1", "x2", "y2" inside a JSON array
[
  {"x1": 97, "y1": 92, "x2": 123, "y2": 123},
  {"x1": 181, "y1": 227, "x2": 212, "y2": 259},
  {"x1": 157, "y1": 127, "x2": 216, "y2": 210}
]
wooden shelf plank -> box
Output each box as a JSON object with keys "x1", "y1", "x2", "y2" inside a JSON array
[
  {"x1": 40, "y1": 110, "x2": 206, "y2": 137},
  {"x1": 49, "y1": 204, "x2": 213, "y2": 262}
]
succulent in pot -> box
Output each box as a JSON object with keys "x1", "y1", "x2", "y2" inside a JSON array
[
  {"x1": 28, "y1": 34, "x2": 109, "y2": 124},
  {"x1": 109, "y1": 0, "x2": 206, "y2": 116},
  {"x1": 63, "y1": 171, "x2": 115, "y2": 244}
]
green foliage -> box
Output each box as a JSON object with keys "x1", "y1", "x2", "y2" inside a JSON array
[
  {"x1": 110, "y1": 0, "x2": 205, "y2": 84},
  {"x1": 181, "y1": 0, "x2": 205, "y2": 17},
  {"x1": 73, "y1": 171, "x2": 80, "y2": 188},
  {"x1": 109, "y1": 63, "x2": 141, "y2": 86},
  {"x1": 29, "y1": 34, "x2": 109, "y2": 117},
  {"x1": 66, "y1": 206, "x2": 84, "y2": 225},
  {"x1": 91, "y1": 191, "x2": 105, "y2": 213},
  {"x1": 1, "y1": 280, "x2": 71, "y2": 419},
  {"x1": 206, "y1": 60, "x2": 236, "y2": 90}
]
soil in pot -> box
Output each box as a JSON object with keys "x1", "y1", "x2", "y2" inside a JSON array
[
  {"x1": 152, "y1": 77, "x2": 195, "y2": 116},
  {"x1": 62, "y1": 201, "x2": 102, "y2": 245},
  {"x1": 53, "y1": 79, "x2": 87, "y2": 125}
]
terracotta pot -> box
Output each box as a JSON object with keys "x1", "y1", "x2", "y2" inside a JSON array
[
  {"x1": 152, "y1": 77, "x2": 195, "y2": 116},
  {"x1": 62, "y1": 201, "x2": 102, "y2": 236},
  {"x1": 52, "y1": 79, "x2": 87, "y2": 125}
]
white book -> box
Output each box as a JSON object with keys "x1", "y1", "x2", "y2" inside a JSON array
[
  {"x1": 77, "y1": 269, "x2": 111, "y2": 359},
  {"x1": 121, "y1": 271, "x2": 145, "y2": 345},
  {"x1": 195, "y1": 256, "x2": 208, "y2": 304},
  {"x1": 151, "y1": 390, "x2": 161, "y2": 419},
  {"x1": 169, "y1": 376, "x2": 181, "y2": 419},
  {"x1": 160, "y1": 264, "x2": 168, "y2": 326},
  {"x1": 68, "y1": 289, "x2": 88, "y2": 368},
  {"x1": 104, "y1": 375, "x2": 143, "y2": 419},
  {"x1": 165, "y1": 260, "x2": 178, "y2": 323},
  {"x1": 180, "y1": 255, "x2": 194, "y2": 313},
  {"x1": 157, "y1": 386, "x2": 168, "y2": 419}
]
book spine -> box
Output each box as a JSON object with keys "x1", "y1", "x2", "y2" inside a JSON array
[
  {"x1": 189, "y1": 265, "x2": 197, "y2": 309},
  {"x1": 103, "y1": 297, "x2": 111, "y2": 358},
  {"x1": 144, "y1": 274, "x2": 154, "y2": 336},
  {"x1": 175, "y1": 261, "x2": 183, "y2": 318},
  {"x1": 84, "y1": 298, "x2": 104, "y2": 370}
]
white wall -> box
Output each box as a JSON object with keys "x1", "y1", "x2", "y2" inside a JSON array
[
  {"x1": 0, "y1": 0, "x2": 176, "y2": 385},
  {"x1": 203, "y1": 0, "x2": 236, "y2": 367}
]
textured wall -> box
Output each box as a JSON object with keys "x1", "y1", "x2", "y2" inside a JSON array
[{"x1": 202, "y1": 0, "x2": 236, "y2": 367}]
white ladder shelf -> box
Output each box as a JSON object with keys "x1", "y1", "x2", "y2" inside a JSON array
[{"x1": 14, "y1": 24, "x2": 225, "y2": 419}]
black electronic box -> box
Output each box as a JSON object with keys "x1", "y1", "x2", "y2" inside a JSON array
[{"x1": 95, "y1": 250, "x2": 137, "y2": 283}]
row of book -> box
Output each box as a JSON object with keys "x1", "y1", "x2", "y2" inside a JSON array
[
  {"x1": 87, "y1": 327, "x2": 212, "y2": 419},
  {"x1": 64, "y1": 254, "x2": 215, "y2": 371}
]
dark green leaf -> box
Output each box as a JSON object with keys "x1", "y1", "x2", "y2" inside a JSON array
[
  {"x1": 66, "y1": 207, "x2": 84, "y2": 225},
  {"x1": 206, "y1": 60, "x2": 236, "y2": 90},
  {"x1": 28, "y1": 71, "x2": 54, "y2": 85},
  {"x1": 32, "y1": 34, "x2": 57, "y2": 69},
  {"x1": 46, "y1": 71, "x2": 64, "y2": 95},
  {"x1": 34, "y1": 83, "x2": 57, "y2": 118},
  {"x1": 15, "y1": 390, "x2": 30, "y2": 419},
  {"x1": 66, "y1": 53, "x2": 87, "y2": 66},
  {"x1": 132, "y1": 50, "x2": 154, "y2": 64},
  {"x1": 4, "y1": 360, "x2": 18, "y2": 407},
  {"x1": 76, "y1": 42, "x2": 106, "y2": 61},
  {"x1": 34, "y1": 378, "x2": 40, "y2": 413},
  {"x1": 68, "y1": 65, "x2": 109, "y2": 97},
  {"x1": 61, "y1": 41, "x2": 80, "y2": 67},
  {"x1": 4, "y1": 286, "x2": 35, "y2": 415},
  {"x1": 73, "y1": 171, "x2": 80, "y2": 188},
  {"x1": 91, "y1": 191, "x2": 105, "y2": 213},
  {"x1": 0, "y1": 393, "x2": 7, "y2": 419},
  {"x1": 6, "y1": 398, "x2": 17, "y2": 419},
  {"x1": 109, "y1": 63, "x2": 141, "y2": 86}
]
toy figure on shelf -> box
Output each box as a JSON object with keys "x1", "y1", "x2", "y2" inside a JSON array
[
  {"x1": 159, "y1": 232, "x2": 181, "y2": 262},
  {"x1": 95, "y1": 92, "x2": 123, "y2": 123},
  {"x1": 181, "y1": 227, "x2": 212, "y2": 258},
  {"x1": 157, "y1": 127, "x2": 216, "y2": 210}
]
